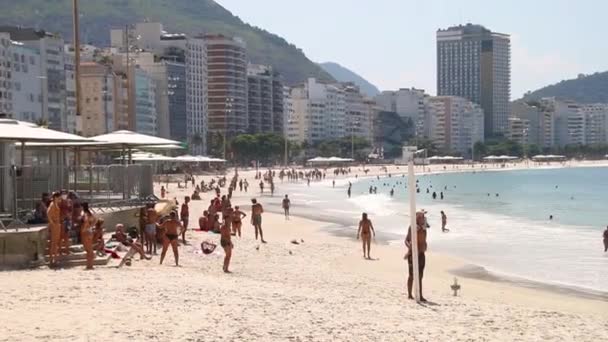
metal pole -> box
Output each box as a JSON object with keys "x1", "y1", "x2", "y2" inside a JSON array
[
  {"x1": 406, "y1": 146, "x2": 421, "y2": 303},
  {"x1": 72, "y1": 0, "x2": 82, "y2": 123},
  {"x1": 284, "y1": 136, "x2": 288, "y2": 167},
  {"x1": 351, "y1": 124, "x2": 354, "y2": 160}
]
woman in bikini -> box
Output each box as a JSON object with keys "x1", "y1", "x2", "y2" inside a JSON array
[
  {"x1": 356, "y1": 212, "x2": 375, "y2": 259},
  {"x1": 159, "y1": 212, "x2": 184, "y2": 266},
  {"x1": 80, "y1": 202, "x2": 97, "y2": 270},
  {"x1": 220, "y1": 215, "x2": 233, "y2": 273},
  {"x1": 232, "y1": 206, "x2": 246, "y2": 238}
]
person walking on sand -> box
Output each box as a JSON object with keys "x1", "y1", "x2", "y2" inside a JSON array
[
  {"x1": 441, "y1": 211, "x2": 449, "y2": 232},
  {"x1": 603, "y1": 226, "x2": 608, "y2": 252},
  {"x1": 180, "y1": 196, "x2": 190, "y2": 244},
  {"x1": 220, "y1": 213, "x2": 234, "y2": 273},
  {"x1": 282, "y1": 195, "x2": 291, "y2": 220},
  {"x1": 347, "y1": 185, "x2": 352, "y2": 198},
  {"x1": 405, "y1": 211, "x2": 428, "y2": 302},
  {"x1": 160, "y1": 212, "x2": 184, "y2": 266},
  {"x1": 47, "y1": 192, "x2": 62, "y2": 267},
  {"x1": 259, "y1": 181, "x2": 264, "y2": 194},
  {"x1": 357, "y1": 213, "x2": 375, "y2": 259},
  {"x1": 251, "y1": 199, "x2": 266, "y2": 243}
]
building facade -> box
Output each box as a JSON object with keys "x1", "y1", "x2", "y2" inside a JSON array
[
  {"x1": 342, "y1": 83, "x2": 376, "y2": 143},
  {"x1": 247, "y1": 64, "x2": 284, "y2": 134},
  {"x1": 111, "y1": 22, "x2": 206, "y2": 152},
  {"x1": 288, "y1": 78, "x2": 346, "y2": 143},
  {"x1": 204, "y1": 34, "x2": 248, "y2": 139},
  {"x1": 10, "y1": 42, "x2": 42, "y2": 124},
  {"x1": 0, "y1": 27, "x2": 68, "y2": 131},
  {"x1": 134, "y1": 68, "x2": 157, "y2": 136},
  {"x1": 80, "y1": 62, "x2": 115, "y2": 136},
  {"x1": 374, "y1": 88, "x2": 429, "y2": 137},
  {"x1": 427, "y1": 96, "x2": 484, "y2": 156},
  {"x1": 437, "y1": 24, "x2": 511, "y2": 137}
]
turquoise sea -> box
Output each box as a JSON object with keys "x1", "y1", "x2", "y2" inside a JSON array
[{"x1": 268, "y1": 166, "x2": 608, "y2": 294}]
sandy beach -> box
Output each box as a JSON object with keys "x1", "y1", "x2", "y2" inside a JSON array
[{"x1": 1, "y1": 162, "x2": 607, "y2": 341}]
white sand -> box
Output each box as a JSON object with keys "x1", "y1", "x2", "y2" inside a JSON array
[{"x1": 1, "y1": 162, "x2": 607, "y2": 341}]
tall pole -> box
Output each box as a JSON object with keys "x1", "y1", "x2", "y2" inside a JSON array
[
  {"x1": 351, "y1": 124, "x2": 354, "y2": 160},
  {"x1": 72, "y1": 0, "x2": 82, "y2": 123},
  {"x1": 284, "y1": 135, "x2": 288, "y2": 167},
  {"x1": 406, "y1": 146, "x2": 421, "y2": 303}
]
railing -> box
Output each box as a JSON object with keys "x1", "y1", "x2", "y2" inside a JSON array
[{"x1": 0, "y1": 164, "x2": 153, "y2": 224}]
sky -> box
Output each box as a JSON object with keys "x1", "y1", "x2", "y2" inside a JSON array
[{"x1": 215, "y1": 0, "x2": 607, "y2": 99}]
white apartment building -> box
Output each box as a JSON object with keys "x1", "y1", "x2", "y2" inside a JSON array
[
  {"x1": 581, "y1": 104, "x2": 608, "y2": 145},
  {"x1": 551, "y1": 99, "x2": 586, "y2": 147},
  {"x1": 10, "y1": 41, "x2": 42, "y2": 124},
  {"x1": 428, "y1": 96, "x2": 484, "y2": 156},
  {"x1": 374, "y1": 88, "x2": 428, "y2": 136},
  {"x1": 342, "y1": 84, "x2": 376, "y2": 143},
  {"x1": 288, "y1": 78, "x2": 346, "y2": 143}
]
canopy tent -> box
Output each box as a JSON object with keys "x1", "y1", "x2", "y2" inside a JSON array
[
  {"x1": 531, "y1": 154, "x2": 567, "y2": 161},
  {"x1": 483, "y1": 155, "x2": 519, "y2": 161},
  {"x1": 174, "y1": 155, "x2": 226, "y2": 163},
  {"x1": 427, "y1": 156, "x2": 464, "y2": 163}
]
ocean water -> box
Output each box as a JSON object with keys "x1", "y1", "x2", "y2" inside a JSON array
[{"x1": 267, "y1": 167, "x2": 608, "y2": 294}]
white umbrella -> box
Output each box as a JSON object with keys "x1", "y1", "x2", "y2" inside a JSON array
[
  {"x1": 0, "y1": 119, "x2": 89, "y2": 143},
  {"x1": 90, "y1": 130, "x2": 180, "y2": 146}
]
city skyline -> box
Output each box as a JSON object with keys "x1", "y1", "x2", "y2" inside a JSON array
[{"x1": 216, "y1": 0, "x2": 608, "y2": 99}]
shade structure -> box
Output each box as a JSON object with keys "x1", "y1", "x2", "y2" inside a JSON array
[
  {"x1": 307, "y1": 156, "x2": 354, "y2": 163},
  {"x1": 115, "y1": 152, "x2": 176, "y2": 162},
  {"x1": 175, "y1": 155, "x2": 226, "y2": 163},
  {"x1": 531, "y1": 154, "x2": 567, "y2": 161},
  {"x1": 138, "y1": 144, "x2": 184, "y2": 150},
  {"x1": 90, "y1": 130, "x2": 180, "y2": 147},
  {"x1": 483, "y1": 155, "x2": 518, "y2": 161},
  {"x1": 0, "y1": 119, "x2": 90, "y2": 143}
]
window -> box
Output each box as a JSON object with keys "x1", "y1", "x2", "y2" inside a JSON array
[{"x1": 29, "y1": 56, "x2": 35, "y2": 65}]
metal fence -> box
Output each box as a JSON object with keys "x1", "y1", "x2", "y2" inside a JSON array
[{"x1": 0, "y1": 164, "x2": 153, "y2": 222}]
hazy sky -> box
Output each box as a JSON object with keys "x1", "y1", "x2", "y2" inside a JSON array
[{"x1": 216, "y1": 0, "x2": 607, "y2": 99}]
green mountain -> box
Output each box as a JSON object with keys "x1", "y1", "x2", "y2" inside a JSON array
[
  {"x1": 0, "y1": 0, "x2": 334, "y2": 85},
  {"x1": 523, "y1": 72, "x2": 608, "y2": 103},
  {"x1": 319, "y1": 62, "x2": 380, "y2": 97}
]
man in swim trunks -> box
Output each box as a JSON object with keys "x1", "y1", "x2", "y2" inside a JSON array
[
  {"x1": 357, "y1": 212, "x2": 375, "y2": 259},
  {"x1": 47, "y1": 192, "x2": 62, "y2": 267},
  {"x1": 220, "y1": 215, "x2": 234, "y2": 273},
  {"x1": 405, "y1": 211, "x2": 428, "y2": 302},
  {"x1": 180, "y1": 196, "x2": 190, "y2": 244},
  {"x1": 282, "y1": 195, "x2": 291, "y2": 220},
  {"x1": 159, "y1": 212, "x2": 184, "y2": 266},
  {"x1": 145, "y1": 203, "x2": 158, "y2": 254},
  {"x1": 251, "y1": 198, "x2": 266, "y2": 243},
  {"x1": 232, "y1": 206, "x2": 246, "y2": 238}
]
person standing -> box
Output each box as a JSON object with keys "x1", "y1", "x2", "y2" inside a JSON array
[
  {"x1": 159, "y1": 212, "x2": 184, "y2": 266},
  {"x1": 160, "y1": 186, "x2": 166, "y2": 199},
  {"x1": 603, "y1": 226, "x2": 608, "y2": 252},
  {"x1": 405, "y1": 211, "x2": 428, "y2": 302},
  {"x1": 80, "y1": 202, "x2": 96, "y2": 270},
  {"x1": 180, "y1": 196, "x2": 190, "y2": 244},
  {"x1": 220, "y1": 216, "x2": 234, "y2": 273},
  {"x1": 282, "y1": 195, "x2": 291, "y2": 220},
  {"x1": 259, "y1": 181, "x2": 264, "y2": 194},
  {"x1": 251, "y1": 199, "x2": 266, "y2": 243},
  {"x1": 232, "y1": 206, "x2": 246, "y2": 238},
  {"x1": 356, "y1": 213, "x2": 375, "y2": 259},
  {"x1": 145, "y1": 203, "x2": 158, "y2": 254},
  {"x1": 441, "y1": 211, "x2": 449, "y2": 232},
  {"x1": 47, "y1": 192, "x2": 62, "y2": 267}
]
